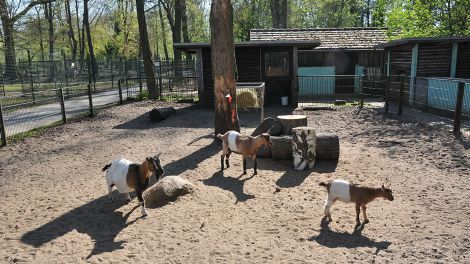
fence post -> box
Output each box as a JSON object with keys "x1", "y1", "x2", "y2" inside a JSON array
[
  {"x1": 27, "y1": 50, "x2": 36, "y2": 105},
  {"x1": 384, "y1": 76, "x2": 390, "y2": 116},
  {"x1": 158, "y1": 58, "x2": 163, "y2": 99},
  {"x1": 118, "y1": 79, "x2": 123, "y2": 105},
  {"x1": 398, "y1": 74, "x2": 405, "y2": 116},
  {"x1": 59, "y1": 88, "x2": 67, "y2": 123},
  {"x1": 360, "y1": 75, "x2": 364, "y2": 108},
  {"x1": 110, "y1": 55, "x2": 114, "y2": 89},
  {"x1": 453, "y1": 82, "x2": 465, "y2": 136},
  {"x1": 87, "y1": 83, "x2": 94, "y2": 117},
  {"x1": 0, "y1": 103, "x2": 7, "y2": 147}
]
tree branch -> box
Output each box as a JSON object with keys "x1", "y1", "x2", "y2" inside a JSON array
[{"x1": 12, "y1": 0, "x2": 56, "y2": 23}]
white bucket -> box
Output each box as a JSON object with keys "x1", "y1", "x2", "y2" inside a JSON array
[{"x1": 281, "y1": 96, "x2": 289, "y2": 106}]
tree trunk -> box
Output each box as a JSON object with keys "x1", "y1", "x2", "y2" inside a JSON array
[
  {"x1": 292, "y1": 127, "x2": 315, "y2": 170},
  {"x1": 1, "y1": 19, "x2": 18, "y2": 79},
  {"x1": 44, "y1": 2, "x2": 54, "y2": 79},
  {"x1": 270, "y1": 0, "x2": 287, "y2": 28},
  {"x1": 149, "y1": 107, "x2": 176, "y2": 122},
  {"x1": 136, "y1": 0, "x2": 157, "y2": 99},
  {"x1": 65, "y1": 0, "x2": 77, "y2": 61},
  {"x1": 210, "y1": 0, "x2": 240, "y2": 136},
  {"x1": 83, "y1": 0, "x2": 97, "y2": 83},
  {"x1": 158, "y1": 1, "x2": 169, "y2": 60},
  {"x1": 36, "y1": 7, "x2": 45, "y2": 62},
  {"x1": 277, "y1": 115, "x2": 307, "y2": 135},
  {"x1": 181, "y1": 0, "x2": 191, "y2": 63},
  {"x1": 173, "y1": 0, "x2": 182, "y2": 69},
  {"x1": 270, "y1": 135, "x2": 292, "y2": 160},
  {"x1": 75, "y1": 0, "x2": 84, "y2": 74}
]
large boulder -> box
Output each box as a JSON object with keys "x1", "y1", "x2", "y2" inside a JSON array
[{"x1": 143, "y1": 176, "x2": 194, "y2": 208}]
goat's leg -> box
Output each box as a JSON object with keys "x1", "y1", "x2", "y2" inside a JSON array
[
  {"x1": 136, "y1": 188, "x2": 148, "y2": 217},
  {"x1": 323, "y1": 196, "x2": 333, "y2": 221},
  {"x1": 225, "y1": 151, "x2": 231, "y2": 168},
  {"x1": 253, "y1": 155, "x2": 257, "y2": 175},
  {"x1": 243, "y1": 157, "x2": 247, "y2": 174},
  {"x1": 361, "y1": 205, "x2": 369, "y2": 224},
  {"x1": 355, "y1": 204, "x2": 361, "y2": 228},
  {"x1": 221, "y1": 145, "x2": 228, "y2": 170},
  {"x1": 106, "y1": 176, "x2": 113, "y2": 202}
]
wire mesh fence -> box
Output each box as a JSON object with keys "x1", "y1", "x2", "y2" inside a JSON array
[{"x1": 236, "y1": 82, "x2": 265, "y2": 123}]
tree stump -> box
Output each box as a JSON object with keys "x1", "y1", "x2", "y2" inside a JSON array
[
  {"x1": 277, "y1": 115, "x2": 307, "y2": 135},
  {"x1": 316, "y1": 133, "x2": 340, "y2": 160},
  {"x1": 292, "y1": 127, "x2": 315, "y2": 170},
  {"x1": 271, "y1": 136, "x2": 292, "y2": 160},
  {"x1": 149, "y1": 107, "x2": 176, "y2": 122}
]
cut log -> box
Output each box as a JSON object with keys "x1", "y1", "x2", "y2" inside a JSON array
[
  {"x1": 271, "y1": 136, "x2": 292, "y2": 160},
  {"x1": 277, "y1": 115, "x2": 307, "y2": 135},
  {"x1": 316, "y1": 133, "x2": 340, "y2": 160},
  {"x1": 149, "y1": 107, "x2": 176, "y2": 122},
  {"x1": 251, "y1": 117, "x2": 282, "y2": 137},
  {"x1": 292, "y1": 127, "x2": 315, "y2": 170}
]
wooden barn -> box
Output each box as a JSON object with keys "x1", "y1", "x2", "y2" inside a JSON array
[
  {"x1": 174, "y1": 28, "x2": 388, "y2": 108},
  {"x1": 376, "y1": 37, "x2": 470, "y2": 111}
]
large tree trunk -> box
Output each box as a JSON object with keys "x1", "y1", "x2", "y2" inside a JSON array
[
  {"x1": 35, "y1": 7, "x2": 45, "y2": 62},
  {"x1": 270, "y1": 0, "x2": 287, "y2": 28},
  {"x1": 173, "y1": 0, "x2": 182, "y2": 68},
  {"x1": 136, "y1": 0, "x2": 157, "y2": 99},
  {"x1": 75, "y1": 0, "x2": 84, "y2": 74},
  {"x1": 1, "y1": 19, "x2": 18, "y2": 79},
  {"x1": 65, "y1": 0, "x2": 77, "y2": 61},
  {"x1": 181, "y1": 0, "x2": 191, "y2": 63},
  {"x1": 210, "y1": 0, "x2": 240, "y2": 135},
  {"x1": 83, "y1": 0, "x2": 97, "y2": 83},
  {"x1": 158, "y1": 1, "x2": 169, "y2": 60}
]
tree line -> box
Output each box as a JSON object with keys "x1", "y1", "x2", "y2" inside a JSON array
[{"x1": 0, "y1": 0, "x2": 469, "y2": 80}]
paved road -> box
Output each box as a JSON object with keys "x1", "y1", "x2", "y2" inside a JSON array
[{"x1": 3, "y1": 89, "x2": 130, "y2": 136}]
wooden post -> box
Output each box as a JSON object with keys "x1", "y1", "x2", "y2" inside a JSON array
[
  {"x1": 118, "y1": 79, "x2": 123, "y2": 105},
  {"x1": 59, "y1": 88, "x2": 67, "y2": 123},
  {"x1": 398, "y1": 74, "x2": 405, "y2": 116},
  {"x1": 360, "y1": 75, "x2": 364, "y2": 108},
  {"x1": 158, "y1": 57, "x2": 163, "y2": 99},
  {"x1": 453, "y1": 82, "x2": 465, "y2": 136},
  {"x1": 384, "y1": 76, "x2": 390, "y2": 116},
  {"x1": 27, "y1": 50, "x2": 36, "y2": 105},
  {"x1": 0, "y1": 104, "x2": 7, "y2": 147},
  {"x1": 277, "y1": 115, "x2": 307, "y2": 135},
  {"x1": 87, "y1": 83, "x2": 94, "y2": 117},
  {"x1": 292, "y1": 127, "x2": 315, "y2": 170}
]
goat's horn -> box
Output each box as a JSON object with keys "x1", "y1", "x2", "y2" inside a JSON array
[{"x1": 156, "y1": 152, "x2": 161, "y2": 157}]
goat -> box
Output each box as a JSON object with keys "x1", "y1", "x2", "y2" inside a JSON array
[
  {"x1": 102, "y1": 155, "x2": 164, "y2": 216},
  {"x1": 217, "y1": 131, "x2": 272, "y2": 175},
  {"x1": 319, "y1": 179, "x2": 394, "y2": 228}
]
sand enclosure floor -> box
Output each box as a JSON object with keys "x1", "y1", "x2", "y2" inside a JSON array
[{"x1": 1, "y1": 101, "x2": 469, "y2": 263}]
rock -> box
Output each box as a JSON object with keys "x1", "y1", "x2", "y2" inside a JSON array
[{"x1": 143, "y1": 176, "x2": 194, "y2": 208}]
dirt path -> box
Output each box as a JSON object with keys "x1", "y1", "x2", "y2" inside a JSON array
[{"x1": 0, "y1": 102, "x2": 469, "y2": 263}]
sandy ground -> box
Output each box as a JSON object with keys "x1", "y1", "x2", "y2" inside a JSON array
[{"x1": 0, "y1": 101, "x2": 469, "y2": 264}]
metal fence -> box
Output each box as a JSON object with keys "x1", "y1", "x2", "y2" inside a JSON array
[{"x1": 236, "y1": 82, "x2": 265, "y2": 123}]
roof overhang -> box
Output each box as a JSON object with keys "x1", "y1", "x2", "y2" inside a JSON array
[
  {"x1": 376, "y1": 36, "x2": 470, "y2": 49},
  {"x1": 174, "y1": 40, "x2": 321, "y2": 53}
]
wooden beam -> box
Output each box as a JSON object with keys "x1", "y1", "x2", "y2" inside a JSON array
[
  {"x1": 450, "y1": 43, "x2": 458, "y2": 78},
  {"x1": 409, "y1": 44, "x2": 419, "y2": 104},
  {"x1": 196, "y1": 48, "x2": 204, "y2": 108},
  {"x1": 291, "y1": 47, "x2": 298, "y2": 107}
]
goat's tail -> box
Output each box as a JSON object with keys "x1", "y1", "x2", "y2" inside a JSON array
[
  {"x1": 102, "y1": 163, "x2": 112, "y2": 172},
  {"x1": 216, "y1": 134, "x2": 223, "y2": 139},
  {"x1": 319, "y1": 181, "x2": 330, "y2": 188}
]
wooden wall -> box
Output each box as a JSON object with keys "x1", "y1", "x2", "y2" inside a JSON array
[
  {"x1": 417, "y1": 42, "x2": 452, "y2": 77},
  {"x1": 388, "y1": 44, "x2": 413, "y2": 76},
  {"x1": 456, "y1": 42, "x2": 470, "y2": 79}
]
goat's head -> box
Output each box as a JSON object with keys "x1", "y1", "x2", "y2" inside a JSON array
[
  {"x1": 260, "y1": 133, "x2": 272, "y2": 147},
  {"x1": 147, "y1": 153, "x2": 165, "y2": 180},
  {"x1": 381, "y1": 184, "x2": 394, "y2": 201}
]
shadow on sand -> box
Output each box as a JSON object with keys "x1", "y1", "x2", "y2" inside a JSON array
[
  {"x1": 309, "y1": 218, "x2": 391, "y2": 255},
  {"x1": 21, "y1": 195, "x2": 143, "y2": 260},
  {"x1": 202, "y1": 170, "x2": 256, "y2": 204}
]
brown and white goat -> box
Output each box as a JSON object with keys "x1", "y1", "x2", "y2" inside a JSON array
[
  {"x1": 102, "y1": 155, "x2": 164, "y2": 216},
  {"x1": 319, "y1": 179, "x2": 394, "y2": 228},
  {"x1": 217, "y1": 131, "x2": 272, "y2": 175}
]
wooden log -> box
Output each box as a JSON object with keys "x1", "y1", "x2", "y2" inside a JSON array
[
  {"x1": 251, "y1": 117, "x2": 282, "y2": 137},
  {"x1": 277, "y1": 115, "x2": 307, "y2": 135},
  {"x1": 292, "y1": 127, "x2": 315, "y2": 170},
  {"x1": 149, "y1": 107, "x2": 176, "y2": 122},
  {"x1": 316, "y1": 133, "x2": 340, "y2": 160},
  {"x1": 271, "y1": 135, "x2": 292, "y2": 160}
]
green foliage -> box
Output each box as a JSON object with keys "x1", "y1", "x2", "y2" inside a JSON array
[{"x1": 233, "y1": 0, "x2": 271, "y2": 41}]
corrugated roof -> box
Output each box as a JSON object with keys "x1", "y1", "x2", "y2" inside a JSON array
[
  {"x1": 250, "y1": 28, "x2": 388, "y2": 50},
  {"x1": 375, "y1": 36, "x2": 470, "y2": 48}
]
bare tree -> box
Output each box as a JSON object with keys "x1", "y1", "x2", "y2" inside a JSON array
[
  {"x1": 210, "y1": 0, "x2": 240, "y2": 135},
  {"x1": 160, "y1": 0, "x2": 182, "y2": 62},
  {"x1": 135, "y1": 0, "x2": 157, "y2": 99},
  {"x1": 35, "y1": 6, "x2": 45, "y2": 62},
  {"x1": 44, "y1": 2, "x2": 54, "y2": 77},
  {"x1": 64, "y1": 0, "x2": 77, "y2": 60},
  {"x1": 157, "y1": 1, "x2": 169, "y2": 60},
  {"x1": 83, "y1": 0, "x2": 97, "y2": 82},
  {"x1": 0, "y1": 0, "x2": 55, "y2": 79}
]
